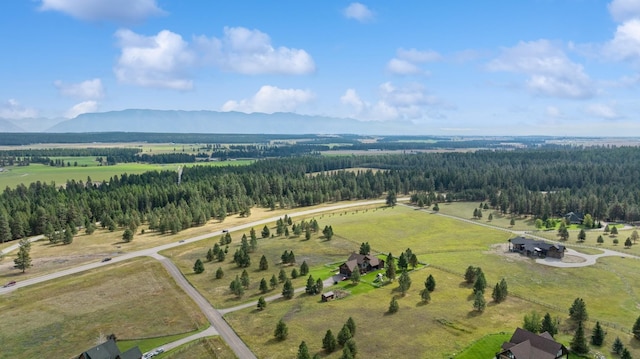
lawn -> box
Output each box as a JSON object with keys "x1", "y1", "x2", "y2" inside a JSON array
[
  {"x1": 0, "y1": 257, "x2": 208, "y2": 359},
  {"x1": 159, "y1": 337, "x2": 236, "y2": 359}
]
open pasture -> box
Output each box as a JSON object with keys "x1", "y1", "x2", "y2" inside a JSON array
[{"x1": 0, "y1": 258, "x2": 208, "y2": 359}]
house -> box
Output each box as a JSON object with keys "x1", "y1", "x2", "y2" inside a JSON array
[
  {"x1": 338, "y1": 252, "x2": 385, "y2": 277},
  {"x1": 509, "y1": 237, "x2": 565, "y2": 259},
  {"x1": 496, "y1": 327, "x2": 569, "y2": 359},
  {"x1": 77, "y1": 338, "x2": 142, "y2": 359},
  {"x1": 321, "y1": 291, "x2": 335, "y2": 302},
  {"x1": 564, "y1": 212, "x2": 584, "y2": 225}
]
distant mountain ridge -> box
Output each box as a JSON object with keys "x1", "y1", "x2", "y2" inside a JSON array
[{"x1": 46, "y1": 110, "x2": 418, "y2": 135}]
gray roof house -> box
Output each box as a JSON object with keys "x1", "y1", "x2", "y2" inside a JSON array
[
  {"x1": 496, "y1": 328, "x2": 569, "y2": 359},
  {"x1": 509, "y1": 237, "x2": 566, "y2": 259},
  {"x1": 77, "y1": 338, "x2": 142, "y2": 359}
]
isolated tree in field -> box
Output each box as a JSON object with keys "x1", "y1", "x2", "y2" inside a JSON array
[
  {"x1": 216, "y1": 249, "x2": 226, "y2": 262},
  {"x1": 322, "y1": 225, "x2": 334, "y2": 240},
  {"x1": 625, "y1": 237, "x2": 633, "y2": 248},
  {"x1": 274, "y1": 319, "x2": 288, "y2": 341},
  {"x1": 578, "y1": 229, "x2": 586, "y2": 242},
  {"x1": 492, "y1": 278, "x2": 508, "y2": 303},
  {"x1": 323, "y1": 329, "x2": 337, "y2": 353},
  {"x1": 558, "y1": 223, "x2": 569, "y2": 241},
  {"x1": 345, "y1": 317, "x2": 356, "y2": 336},
  {"x1": 570, "y1": 321, "x2": 589, "y2": 354},
  {"x1": 604, "y1": 224, "x2": 610, "y2": 233},
  {"x1": 612, "y1": 337, "x2": 624, "y2": 355},
  {"x1": 473, "y1": 291, "x2": 486, "y2": 312},
  {"x1": 541, "y1": 313, "x2": 558, "y2": 337},
  {"x1": 591, "y1": 321, "x2": 604, "y2": 346},
  {"x1": 206, "y1": 248, "x2": 214, "y2": 262},
  {"x1": 278, "y1": 268, "x2": 287, "y2": 283},
  {"x1": 215, "y1": 267, "x2": 224, "y2": 279},
  {"x1": 432, "y1": 203, "x2": 439, "y2": 212},
  {"x1": 386, "y1": 190, "x2": 397, "y2": 207},
  {"x1": 359, "y1": 242, "x2": 370, "y2": 255},
  {"x1": 305, "y1": 227, "x2": 311, "y2": 241},
  {"x1": 398, "y1": 271, "x2": 412, "y2": 296},
  {"x1": 523, "y1": 311, "x2": 541, "y2": 333},
  {"x1": 14, "y1": 238, "x2": 32, "y2": 273},
  {"x1": 261, "y1": 225, "x2": 270, "y2": 238},
  {"x1": 473, "y1": 208, "x2": 479, "y2": 219},
  {"x1": 340, "y1": 346, "x2": 354, "y2": 359},
  {"x1": 300, "y1": 260, "x2": 309, "y2": 276},
  {"x1": 350, "y1": 268, "x2": 360, "y2": 284},
  {"x1": 257, "y1": 296, "x2": 267, "y2": 311},
  {"x1": 259, "y1": 255, "x2": 269, "y2": 270},
  {"x1": 270, "y1": 274, "x2": 278, "y2": 289},
  {"x1": 337, "y1": 324, "x2": 353, "y2": 346},
  {"x1": 388, "y1": 297, "x2": 399, "y2": 313},
  {"x1": 632, "y1": 229, "x2": 639, "y2": 244},
  {"x1": 425, "y1": 274, "x2": 436, "y2": 292},
  {"x1": 386, "y1": 253, "x2": 396, "y2": 281},
  {"x1": 297, "y1": 341, "x2": 310, "y2": 359},
  {"x1": 122, "y1": 228, "x2": 133, "y2": 243},
  {"x1": 633, "y1": 315, "x2": 640, "y2": 339},
  {"x1": 193, "y1": 259, "x2": 204, "y2": 274},
  {"x1": 282, "y1": 279, "x2": 294, "y2": 299},
  {"x1": 250, "y1": 227, "x2": 257, "y2": 241},
  {"x1": 613, "y1": 238, "x2": 619, "y2": 245},
  {"x1": 229, "y1": 276, "x2": 244, "y2": 297},
  {"x1": 316, "y1": 277, "x2": 324, "y2": 293},
  {"x1": 420, "y1": 288, "x2": 431, "y2": 303},
  {"x1": 621, "y1": 348, "x2": 632, "y2": 359},
  {"x1": 569, "y1": 297, "x2": 588, "y2": 322},
  {"x1": 583, "y1": 214, "x2": 594, "y2": 228},
  {"x1": 535, "y1": 218, "x2": 544, "y2": 229},
  {"x1": 488, "y1": 213, "x2": 493, "y2": 221},
  {"x1": 464, "y1": 265, "x2": 477, "y2": 284},
  {"x1": 260, "y1": 278, "x2": 269, "y2": 293},
  {"x1": 291, "y1": 268, "x2": 299, "y2": 279},
  {"x1": 510, "y1": 217, "x2": 516, "y2": 226},
  {"x1": 611, "y1": 226, "x2": 619, "y2": 235},
  {"x1": 597, "y1": 235, "x2": 604, "y2": 245},
  {"x1": 344, "y1": 339, "x2": 357, "y2": 357}
]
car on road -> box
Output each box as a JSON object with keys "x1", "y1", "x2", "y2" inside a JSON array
[
  {"x1": 178, "y1": 240, "x2": 185, "y2": 243},
  {"x1": 101, "y1": 257, "x2": 112, "y2": 262},
  {"x1": 3, "y1": 281, "x2": 16, "y2": 288},
  {"x1": 222, "y1": 229, "x2": 228, "y2": 233}
]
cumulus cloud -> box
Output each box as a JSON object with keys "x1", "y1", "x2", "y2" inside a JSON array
[
  {"x1": 114, "y1": 29, "x2": 195, "y2": 90},
  {"x1": 0, "y1": 99, "x2": 38, "y2": 119},
  {"x1": 341, "y1": 82, "x2": 445, "y2": 121},
  {"x1": 608, "y1": 0, "x2": 640, "y2": 22},
  {"x1": 487, "y1": 40, "x2": 594, "y2": 99},
  {"x1": 65, "y1": 100, "x2": 98, "y2": 118},
  {"x1": 222, "y1": 85, "x2": 314, "y2": 113},
  {"x1": 387, "y1": 48, "x2": 441, "y2": 75},
  {"x1": 54, "y1": 78, "x2": 104, "y2": 99},
  {"x1": 39, "y1": 0, "x2": 165, "y2": 23},
  {"x1": 343, "y1": 3, "x2": 374, "y2": 22},
  {"x1": 586, "y1": 103, "x2": 620, "y2": 119},
  {"x1": 195, "y1": 27, "x2": 315, "y2": 75},
  {"x1": 604, "y1": 18, "x2": 640, "y2": 63}
]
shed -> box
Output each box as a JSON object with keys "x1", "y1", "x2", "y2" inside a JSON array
[{"x1": 321, "y1": 291, "x2": 335, "y2": 302}]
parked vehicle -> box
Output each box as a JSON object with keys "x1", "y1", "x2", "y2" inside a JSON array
[
  {"x1": 101, "y1": 257, "x2": 112, "y2": 262},
  {"x1": 3, "y1": 281, "x2": 16, "y2": 288}
]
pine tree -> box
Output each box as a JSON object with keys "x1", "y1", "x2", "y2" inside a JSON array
[
  {"x1": 398, "y1": 271, "x2": 411, "y2": 296},
  {"x1": 322, "y1": 329, "x2": 337, "y2": 353},
  {"x1": 282, "y1": 279, "x2": 294, "y2": 299},
  {"x1": 426, "y1": 274, "x2": 436, "y2": 292},
  {"x1": 473, "y1": 268, "x2": 486, "y2": 294},
  {"x1": 397, "y1": 253, "x2": 408, "y2": 271},
  {"x1": 597, "y1": 235, "x2": 604, "y2": 245},
  {"x1": 305, "y1": 275, "x2": 317, "y2": 295},
  {"x1": 345, "y1": 317, "x2": 356, "y2": 337},
  {"x1": 297, "y1": 341, "x2": 310, "y2": 359},
  {"x1": 300, "y1": 260, "x2": 309, "y2": 276},
  {"x1": 420, "y1": 288, "x2": 431, "y2": 303},
  {"x1": 385, "y1": 253, "x2": 396, "y2": 281},
  {"x1": 257, "y1": 296, "x2": 267, "y2": 311},
  {"x1": 388, "y1": 297, "x2": 399, "y2": 313},
  {"x1": 473, "y1": 291, "x2": 486, "y2": 312},
  {"x1": 14, "y1": 238, "x2": 32, "y2": 273},
  {"x1": 291, "y1": 268, "x2": 299, "y2": 279},
  {"x1": 612, "y1": 337, "x2": 624, "y2": 355},
  {"x1": 240, "y1": 269, "x2": 250, "y2": 288},
  {"x1": 206, "y1": 248, "x2": 214, "y2": 262},
  {"x1": 570, "y1": 321, "x2": 589, "y2": 354},
  {"x1": 337, "y1": 325, "x2": 352, "y2": 346},
  {"x1": 578, "y1": 229, "x2": 586, "y2": 242},
  {"x1": 261, "y1": 225, "x2": 270, "y2": 238},
  {"x1": 340, "y1": 346, "x2": 354, "y2": 359},
  {"x1": 344, "y1": 338, "x2": 357, "y2": 357},
  {"x1": 193, "y1": 259, "x2": 205, "y2": 274},
  {"x1": 591, "y1": 321, "x2": 604, "y2": 346},
  {"x1": 215, "y1": 267, "x2": 224, "y2": 279},
  {"x1": 270, "y1": 274, "x2": 278, "y2": 289},
  {"x1": 278, "y1": 268, "x2": 287, "y2": 283},
  {"x1": 274, "y1": 319, "x2": 288, "y2": 341},
  {"x1": 569, "y1": 297, "x2": 588, "y2": 322},
  {"x1": 315, "y1": 277, "x2": 324, "y2": 294},
  {"x1": 464, "y1": 265, "x2": 477, "y2": 284},
  {"x1": 633, "y1": 315, "x2": 640, "y2": 339},
  {"x1": 540, "y1": 313, "x2": 558, "y2": 337},
  {"x1": 259, "y1": 255, "x2": 269, "y2": 270},
  {"x1": 359, "y1": 242, "x2": 370, "y2": 255},
  {"x1": 0, "y1": 211, "x2": 11, "y2": 244},
  {"x1": 621, "y1": 348, "x2": 632, "y2": 359},
  {"x1": 63, "y1": 225, "x2": 74, "y2": 244}
]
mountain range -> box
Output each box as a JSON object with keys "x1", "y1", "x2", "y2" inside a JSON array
[{"x1": 0, "y1": 110, "x2": 419, "y2": 135}]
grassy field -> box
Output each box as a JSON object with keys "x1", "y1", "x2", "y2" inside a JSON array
[
  {"x1": 159, "y1": 337, "x2": 236, "y2": 359},
  {"x1": 0, "y1": 257, "x2": 208, "y2": 359}
]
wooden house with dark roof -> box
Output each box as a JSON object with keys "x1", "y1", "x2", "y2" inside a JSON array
[
  {"x1": 564, "y1": 212, "x2": 584, "y2": 225},
  {"x1": 338, "y1": 252, "x2": 384, "y2": 277},
  {"x1": 77, "y1": 338, "x2": 142, "y2": 359},
  {"x1": 496, "y1": 328, "x2": 569, "y2": 359},
  {"x1": 509, "y1": 237, "x2": 565, "y2": 259}
]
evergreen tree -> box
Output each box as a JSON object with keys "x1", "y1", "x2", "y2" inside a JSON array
[
  {"x1": 397, "y1": 252, "x2": 408, "y2": 271},
  {"x1": 282, "y1": 279, "x2": 294, "y2": 299},
  {"x1": 621, "y1": 348, "x2": 632, "y2": 359},
  {"x1": 633, "y1": 315, "x2": 640, "y2": 339},
  {"x1": 464, "y1": 265, "x2": 477, "y2": 284},
  {"x1": 0, "y1": 211, "x2": 11, "y2": 244},
  {"x1": 385, "y1": 253, "x2": 396, "y2": 281},
  {"x1": 570, "y1": 321, "x2": 589, "y2": 354},
  {"x1": 510, "y1": 218, "x2": 516, "y2": 226},
  {"x1": 216, "y1": 249, "x2": 226, "y2": 262},
  {"x1": 261, "y1": 225, "x2": 270, "y2": 238},
  {"x1": 426, "y1": 274, "x2": 436, "y2": 292},
  {"x1": 344, "y1": 338, "x2": 357, "y2": 357},
  {"x1": 305, "y1": 227, "x2": 311, "y2": 241},
  {"x1": 291, "y1": 268, "x2": 299, "y2": 279},
  {"x1": 488, "y1": 213, "x2": 493, "y2": 221},
  {"x1": 398, "y1": 271, "x2": 412, "y2": 296},
  {"x1": 274, "y1": 319, "x2": 288, "y2": 341},
  {"x1": 540, "y1": 313, "x2": 558, "y2": 337},
  {"x1": 250, "y1": 227, "x2": 257, "y2": 242},
  {"x1": 322, "y1": 225, "x2": 334, "y2": 240},
  {"x1": 591, "y1": 321, "x2": 605, "y2": 346},
  {"x1": 315, "y1": 277, "x2": 324, "y2": 294},
  {"x1": 337, "y1": 325, "x2": 352, "y2": 346},
  {"x1": 597, "y1": 235, "x2": 604, "y2": 245},
  {"x1": 569, "y1": 297, "x2": 588, "y2": 322},
  {"x1": 278, "y1": 268, "x2": 287, "y2": 283},
  {"x1": 63, "y1": 225, "x2": 74, "y2": 244},
  {"x1": 578, "y1": 229, "x2": 586, "y2": 242},
  {"x1": 260, "y1": 278, "x2": 269, "y2": 293},
  {"x1": 473, "y1": 291, "x2": 486, "y2": 312},
  {"x1": 611, "y1": 226, "x2": 619, "y2": 235},
  {"x1": 359, "y1": 242, "x2": 371, "y2": 255},
  {"x1": 257, "y1": 296, "x2": 267, "y2": 311},
  {"x1": 322, "y1": 329, "x2": 337, "y2": 353},
  {"x1": 193, "y1": 259, "x2": 205, "y2": 274},
  {"x1": 206, "y1": 248, "x2": 214, "y2": 262},
  {"x1": 240, "y1": 269, "x2": 250, "y2": 288},
  {"x1": 473, "y1": 268, "x2": 486, "y2": 294},
  {"x1": 249, "y1": 234, "x2": 258, "y2": 252},
  {"x1": 612, "y1": 337, "x2": 624, "y2": 355},
  {"x1": 305, "y1": 275, "x2": 317, "y2": 295},
  {"x1": 259, "y1": 255, "x2": 269, "y2": 270},
  {"x1": 625, "y1": 237, "x2": 633, "y2": 248},
  {"x1": 388, "y1": 297, "x2": 399, "y2": 313},
  {"x1": 14, "y1": 238, "x2": 32, "y2": 273},
  {"x1": 300, "y1": 260, "x2": 309, "y2": 276},
  {"x1": 297, "y1": 341, "x2": 310, "y2": 359},
  {"x1": 350, "y1": 268, "x2": 361, "y2": 284},
  {"x1": 215, "y1": 267, "x2": 224, "y2": 279},
  {"x1": 420, "y1": 288, "x2": 431, "y2": 303},
  {"x1": 340, "y1": 346, "x2": 354, "y2": 359},
  {"x1": 270, "y1": 274, "x2": 278, "y2": 289},
  {"x1": 408, "y1": 253, "x2": 418, "y2": 269},
  {"x1": 386, "y1": 190, "x2": 397, "y2": 207}
]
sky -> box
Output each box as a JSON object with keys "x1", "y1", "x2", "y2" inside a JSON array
[{"x1": 1, "y1": 0, "x2": 640, "y2": 136}]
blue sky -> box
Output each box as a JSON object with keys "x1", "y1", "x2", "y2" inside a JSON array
[{"x1": 2, "y1": 0, "x2": 640, "y2": 136}]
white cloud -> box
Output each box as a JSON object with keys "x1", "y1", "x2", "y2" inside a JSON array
[
  {"x1": 586, "y1": 103, "x2": 620, "y2": 119},
  {"x1": 54, "y1": 78, "x2": 104, "y2": 99},
  {"x1": 387, "y1": 48, "x2": 441, "y2": 75},
  {"x1": 397, "y1": 48, "x2": 442, "y2": 63},
  {"x1": 343, "y1": 3, "x2": 374, "y2": 22},
  {"x1": 608, "y1": 0, "x2": 640, "y2": 22},
  {"x1": 39, "y1": 0, "x2": 165, "y2": 23},
  {"x1": 604, "y1": 18, "x2": 640, "y2": 63},
  {"x1": 340, "y1": 82, "x2": 445, "y2": 121},
  {"x1": 65, "y1": 101, "x2": 98, "y2": 118},
  {"x1": 114, "y1": 29, "x2": 195, "y2": 90},
  {"x1": 221, "y1": 85, "x2": 314, "y2": 113},
  {"x1": 387, "y1": 59, "x2": 424, "y2": 75},
  {"x1": 487, "y1": 40, "x2": 594, "y2": 99},
  {"x1": 195, "y1": 27, "x2": 315, "y2": 75},
  {"x1": 0, "y1": 99, "x2": 38, "y2": 119}
]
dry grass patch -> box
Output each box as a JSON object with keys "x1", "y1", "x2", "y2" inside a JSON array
[{"x1": 0, "y1": 257, "x2": 208, "y2": 359}]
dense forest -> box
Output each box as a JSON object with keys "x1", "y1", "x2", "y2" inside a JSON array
[{"x1": 2, "y1": 146, "x2": 640, "y2": 244}]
